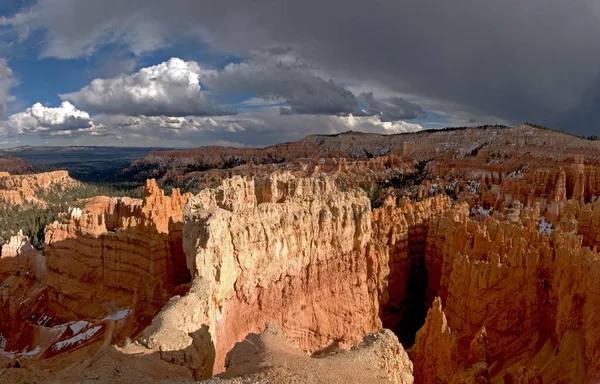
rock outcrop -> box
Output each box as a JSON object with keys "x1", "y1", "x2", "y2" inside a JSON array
[
  {"x1": 0, "y1": 171, "x2": 77, "y2": 207},
  {"x1": 141, "y1": 173, "x2": 381, "y2": 377},
  {"x1": 411, "y1": 297, "x2": 459, "y2": 384},
  {"x1": 0, "y1": 155, "x2": 35, "y2": 174},
  {"x1": 421, "y1": 201, "x2": 600, "y2": 382},
  {"x1": 0, "y1": 231, "x2": 46, "y2": 282},
  {"x1": 0, "y1": 233, "x2": 46, "y2": 342},
  {"x1": 43, "y1": 179, "x2": 191, "y2": 323}
]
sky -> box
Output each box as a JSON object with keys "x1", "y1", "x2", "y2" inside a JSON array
[{"x1": 0, "y1": 0, "x2": 598, "y2": 148}]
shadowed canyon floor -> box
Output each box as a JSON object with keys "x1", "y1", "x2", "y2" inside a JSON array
[{"x1": 1, "y1": 124, "x2": 600, "y2": 383}]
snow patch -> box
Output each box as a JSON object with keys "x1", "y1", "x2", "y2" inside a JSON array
[
  {"x1": 466, "y1": 180, "x2": 480, "y2": 193},
  {"x1": 539, "y1": 216, "x2": 554, "y2": 234},
  {"x1": 20, "y1": 345, "x2": 41, "y2": 358},
  {"x1": 69, "y1": 320, "x2": 90, "y2": 334},
  {"x1": 471, "y1": 205, "x2": 493, "y2": 216},
  {"x1": 104, "y1": 307, "x2": 132, "y2": 321},
  {"x1": 52, "y1": 325, "x2": 102, "y2": 352},
  {"x1": 68, "y1": 207, "x2": 82, "y2": 219}
]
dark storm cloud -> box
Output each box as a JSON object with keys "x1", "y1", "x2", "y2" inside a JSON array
[
  {"x1": 0, "y1": 59, "x2": 16, "y2": 120},
  {"x1": 360, "y1": 92, "x2": 427, "y2": 121},
  {"x1": 202, "y1": 59, "x2": 365, "y2": 116},
  {"x1": 3, "y1": 0, "x2": 600, "y2": 133}
]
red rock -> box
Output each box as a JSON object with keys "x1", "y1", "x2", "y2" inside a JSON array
[
  {"x1": 141, "y1": 173, "x2": 381, "y2": 377},
  {"x1": 43, "y1": 179, "x2": 191, "y2": 322}
]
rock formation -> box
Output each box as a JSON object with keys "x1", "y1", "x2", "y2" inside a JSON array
[
  {"x1": 411, "y1": 297, "x2": 459, "y2": 384},
  {"x1": 0, "y1": 171, "x2": 77, "y2": 207},
  {"x1": 419, "y1": 200, "x2": 600, "y2": 382},
  {"x1": 6, "y1": 125, "x2": 600, "y2": 383},
  {"x1": 43, "y1": 179, "x2": 191, "y2": 322},
  {"x1": 212, "y1": 322, "x2": 414, "y2": 384},
  {"x1": 370, "y1": 194, "x2": 452, "y2": 342},
  {"x1": 0, "y1": 232, "x2": 46, "y2": 343},
  {"x1": 141, "y1": 173, "x2": 381, "y2": 377},
  {"x1": 0, "y1": 155, "x2": 35, "y2": 174},
  {"x1": 0, "y1": 230, "x2": 46, "y2": 282}
]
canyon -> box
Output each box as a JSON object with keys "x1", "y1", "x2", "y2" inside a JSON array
[{"x1": 0, "y1": 124, "x2": 600, "y2": 383}]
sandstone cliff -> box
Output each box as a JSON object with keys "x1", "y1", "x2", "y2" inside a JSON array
[
  {"x1": 43, "y1": 179, "x2": 191, "y2": 323},
  {"x1": 141, "y1": 173, "x2": 381, "y2": 378},
  {"x1": 370, "y1": 194, "x2": 452, "y2": 343},
  {"x1": 0, "y1": 230, "x2": 46, "y2": 282},
  {"x1": 422, "y1": 201, "x2": 599, "y2": 383},
  {"x1": 0, "y1": 232, "x2": 46, "y2": 343}
]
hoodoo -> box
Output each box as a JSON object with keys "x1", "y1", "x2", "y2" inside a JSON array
[{"x1": 3, "y1": 125, "x2": 600, "y2": 382}]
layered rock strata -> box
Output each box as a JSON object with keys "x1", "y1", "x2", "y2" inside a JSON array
[
  {"x1": 141, "y1": 173, "x2": 381, "y2": 377},
  {"x1": 43, "y1": 179, "x2": 191, "y2": 322},
  {"x1": 0, "y1": 233, "x2": 47, "y2": 340},
  {"x1": 0, "y1": 230, "x2": 46, "y2": 282},
  {"x1": 423, "y1": 202, "x2": 600, "y2": 382}
]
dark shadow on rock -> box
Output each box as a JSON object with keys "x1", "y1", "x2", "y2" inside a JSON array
[{"x1": 155, "y1": 324, "x2": 216, "y2": 380}]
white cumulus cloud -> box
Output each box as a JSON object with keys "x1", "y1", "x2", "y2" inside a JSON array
[
  {"x1": 1, "y1": 101, "x2": 105, "y2": 137},
  {"x1": 60, "y1": 58, "x2": 231, "y2": 117}
]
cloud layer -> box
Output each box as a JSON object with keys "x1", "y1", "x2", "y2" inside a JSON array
[
  {"x1": 3, "y1": 0, "x2": 600, "y2": 133},
  {"x1": 360, "y1": 92, "x2": 426, "y2": 122},
  {"x1": 203, "y1": 58, "x2": 364, "y2": 116},
  {"x1": 92, "y1": 110, "x2": 423, "y2": 147},
  {"x1": 61, "y1": 58, "x2": 230, "y2": 117},
  {"x1": 60, "y1": 55, "x2": 427, "y2": 122},
  {"x1": 0, "y1": 59, "x2": 16, "y2": 120}
]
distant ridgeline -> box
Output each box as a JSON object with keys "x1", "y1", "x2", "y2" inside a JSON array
[
  {"x1": 0, "y1": 146, "x2": 172, "y2": 183},
  {"x1": 524, "y1": 122, "x2": 599, "y2": 141}
]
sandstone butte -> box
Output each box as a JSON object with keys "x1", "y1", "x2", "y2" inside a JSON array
[{"x1": 2, "y1": 124, "x2": 600, "y2": 383}]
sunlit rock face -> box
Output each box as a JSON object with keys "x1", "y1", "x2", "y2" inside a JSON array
[
  {"x1": 43, "y1": 179, "x2": 191, "y2": 322},
  {"x1": 141, "y1": 172, "x2": 382, "y2": 377},
  {"x1": 420, "y1": 201, "x2": 600, "y2": 383},
  {"x1": 0, "y1": 171, "x2": 77, "y2": 207}
]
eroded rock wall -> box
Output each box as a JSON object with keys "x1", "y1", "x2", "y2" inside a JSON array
[
  {"x1": 0, "y1": 171, "x2": 77, "y2": 207},
  {"x1": 371, "y1": 194, "x2": 451, "y2": 342},
  {"x1": 422, "y1": 202, "x2": 600, "y2": 382},
  {"x1": 43, "y1": 179, "x2": 191, "y2": 321},
  {"x1": 142, "y1": 173, "x2": 381, "y2": 377}
]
